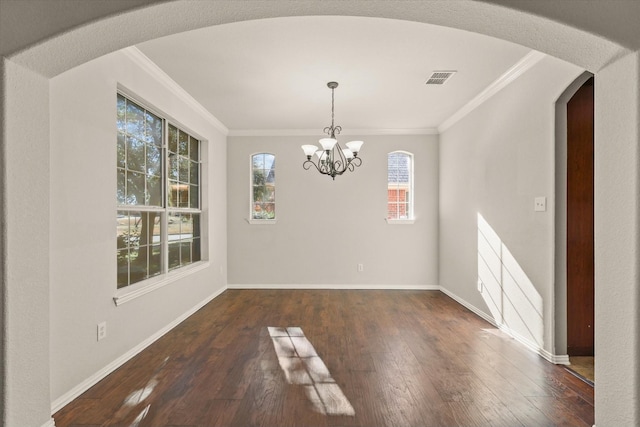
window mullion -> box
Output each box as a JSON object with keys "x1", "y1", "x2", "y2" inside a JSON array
[
  {"x1": 117, "y1": 205, "x2": 163, "y2": 212},
  {"x1": 162, "y1": 119, "x2": 169, "y2": 275},
  {"x1": 117, "y1": 93, "x2": 203, "y2": 291},
  {"x1": 163, "y1": 119, "x2": 168, "y2": 209},
  {"x1": 161, "y1": 211, "x2": 168, "y2": 275}
]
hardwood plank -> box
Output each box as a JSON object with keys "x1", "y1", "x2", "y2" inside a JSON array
[
  {"x1": 527, "y1": 396, "x2": 593, "y2": 427},
  {"x1": 53, "y1": 290, "x2": 593, "y2": 427},
  {"x1": 447, "y1": 401, "x2": 492, "y2": 426}
]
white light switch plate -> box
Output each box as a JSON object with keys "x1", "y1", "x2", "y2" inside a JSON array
[
  {"x1": 97, "y1": 322, "x2": 107, "y2": 341},
  {"x1": 534, "y1": 197, "x2": 547, "y2": 212}
]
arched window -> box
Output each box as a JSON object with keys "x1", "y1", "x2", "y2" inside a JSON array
[
  {"x1": 387, "y1": 151, "x2": 413, "y2": 220},
  {"x1": 251, "y1": 153, "x2": 276, "y2": 220}
]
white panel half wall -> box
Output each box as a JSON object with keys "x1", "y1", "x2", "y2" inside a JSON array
[
  {"x1": 227, "y1": 134, "x2": 439, "y2": 287},
  {"x1": 48, "y1": 50, "x2": 227, "y2": 406},
  {"x1": 439, "y1": 55, "x2": 583, "y2": 357}
]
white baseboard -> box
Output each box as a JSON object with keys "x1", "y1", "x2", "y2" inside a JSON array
[
  {"x1": 51, "y1": 283, "x2": 567, "y2": 415},
  {"x1": 547, "y1": 353, "x2": 570, "y2": 365},
  {"x1": 499, "y1": 323, "x2": 569, "y2": 365},
  {"x1": 439, "y1": 286, "x2": 498, "y2": 327},
  {"x1": 50, "y1": 286, "x2": 227, "y2": 414},
  {"x1": 41, "y1": 418, "x2": 56, "y2": 427},
  {"x1": 439, "y1": 285, "x2": 569, "y2": 366},
  {"x1": 51, "y1": 284, "x2": 434, "y2": 414},
  {"x1": 227, "y1": 283, "x2": 440, "y2": 290}
]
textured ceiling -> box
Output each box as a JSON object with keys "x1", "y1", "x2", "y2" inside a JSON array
[{"x1": 138, "y1": 16, "x2": 531, "y2": 132}]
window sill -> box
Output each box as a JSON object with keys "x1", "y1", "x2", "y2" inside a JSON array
[
  {"x1": 385, "y1": 218, "x2": 415, "y2": 225},
  {"x1": 246, "y1": 218, "x2": 277, "y2": 225},
  {"x1": 114, "y1": 261, "x2": 210, "y2": 306}
]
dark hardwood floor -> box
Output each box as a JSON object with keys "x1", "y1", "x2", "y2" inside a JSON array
[{"x1": 54, "y1": 290, "x2": 594, "y2": 426}]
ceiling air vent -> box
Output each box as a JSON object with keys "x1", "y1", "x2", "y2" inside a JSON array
[{"x1": 425, "y1": 71, "x2": 457, "y2": 85}]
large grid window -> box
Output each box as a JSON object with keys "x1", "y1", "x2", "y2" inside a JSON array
[
  {"x1": 251, "y1": 153, "x2": 276, "y2": 220},
  {"x1": 117, "y1": 93, "x2": 202, "y2": 289},
  {"x1": 387, "y1": 151, "x2": 413, "y2": 220}
]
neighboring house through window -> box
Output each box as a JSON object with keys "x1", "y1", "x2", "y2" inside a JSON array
[
  {"x1": 387, "y1": 151, "x2": 413, "y2": 220},
  {"x1": 117, "y1": 93, "x2": 202, "y2": 289},
  {"x1": 251, "y1": 153, "x2": 276, "y2": 220}
]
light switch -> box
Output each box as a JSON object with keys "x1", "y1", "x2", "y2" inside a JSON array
[{"x1": 534, "y1": 197, "x2": 546, "y2": 212}]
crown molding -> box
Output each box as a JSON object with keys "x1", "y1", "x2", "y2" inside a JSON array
[
  {"x1": 438, "y1": 50, "x2": 546, "y2": 133},
  {"x1": 228, "y1": 128, "x2": 438, "y2": 137},
  {"x1": 122, "y1": 47, "x2": 544, "y2": 138},
  {"x1": 121, "y1": 46, "x2": 229, "y2": 135}
]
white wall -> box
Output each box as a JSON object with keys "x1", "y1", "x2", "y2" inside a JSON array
[
  {"x1": 49, "y1": 50, "x2": 227, "y2": 406},
  {"x1": 1, "y1": 58, "x2": 52, "y2": 427},
  {"x1": 594, "y1": 50, "x2": 640, "y2": 425},
  {"x1": 439, "y1": 56, "x2": 583, "y2": 356},
  {"x1": 227, "y1": 135, "x2": 438, "y2": 287}
]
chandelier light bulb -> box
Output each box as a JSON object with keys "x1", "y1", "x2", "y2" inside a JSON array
[
  {"x1": 301, "y1": 144, "x2": 318, "y2": 158},
  {"x1": 319, "y1": 138, "x2": 337, "y2": 151},
  {"x1": 345, "y1": 140, "x2": 364, "y2": 155},
  {"x1": 342, "y1": 148, "x2": 354, "y2": 160}
]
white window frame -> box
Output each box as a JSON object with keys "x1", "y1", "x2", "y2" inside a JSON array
[
  {"x1": 115, "y1": 91, "x2": 207, "y2": 305},
  {"x1": 248, "y1": 152, "x2": 277, "y2": 225},
  {"x1": 386, "y1": 150, "x2": 415, "y2": 224}
]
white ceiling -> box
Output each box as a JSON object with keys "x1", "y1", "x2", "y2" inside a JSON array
[{"x1": 137, "y1": 16, "x2": 531, "y2": 133}]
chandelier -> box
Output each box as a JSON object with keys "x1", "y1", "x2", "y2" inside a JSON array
[{"x1": 301, "y1": 82, "x2": 363, "y2": 180}]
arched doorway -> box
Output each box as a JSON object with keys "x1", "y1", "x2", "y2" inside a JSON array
[{"x1": 555, "y1": 72, "x2": 596, "y2": 382}]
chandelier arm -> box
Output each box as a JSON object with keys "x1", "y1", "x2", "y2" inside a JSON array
[
  {"x1": 303, "y1": 159, "x2": 327, "y2": 175},
  {"x1": 334, "y1": 142, "x2": 349, "y2": 174},
  {"x1": 302, "y1": 81, "x2": 363, "y2": 180},
  {"x1": 302, "y1": 160, "x2": 314, "y2": 171},
  {"x1": 333, "y1": 160, "x2": 344, "y2": 174}
]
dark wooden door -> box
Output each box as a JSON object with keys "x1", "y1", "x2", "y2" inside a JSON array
[{"x1": 566, "y1": 77, "x2": 595, "y2": 356}]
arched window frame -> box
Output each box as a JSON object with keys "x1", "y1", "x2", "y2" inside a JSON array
[
  {"x1": 249, "y1": 152, "x2": 277, "y2": 224},
  {"x1": 386, "y1": 151, "x2": 415, "y2": 224}
]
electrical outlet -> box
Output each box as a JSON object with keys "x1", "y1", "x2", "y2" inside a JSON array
[
  {"x1": 357, "y1": 263, "x2": 364, "y2": 272},
  {"x1": 534, "y1": 196, "x2": 547, "y2": 212},
  {"x1": 97, "y1": 322, "x2": 107, "y2": 341}
]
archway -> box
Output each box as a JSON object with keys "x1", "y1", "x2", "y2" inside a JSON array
[
  {"x1": 555, "y1": 71, "x2": 595, "y2": 380},
  {"x1": 1, "y1": 2, "x2": 638, "y2": 426}
]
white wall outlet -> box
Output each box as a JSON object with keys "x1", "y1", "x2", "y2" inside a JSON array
[
  {"x1": 477, "y1": 279, "x2": 483, "y2": 293},
  {"x1": 357, "y1": 263, "x2": 364, "y2": 272},
  {"x1": 534, "y1": 196, "x2": 547, "y2": 212},
  {"x1": 97, "y1": 321, "x2": 107, "y2": 341}
]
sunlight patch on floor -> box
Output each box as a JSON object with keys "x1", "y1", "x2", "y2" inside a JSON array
[{"x1": 268, "y1": 326, "x2": 355, "y2": 416}]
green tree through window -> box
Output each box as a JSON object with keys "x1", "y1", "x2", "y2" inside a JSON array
[
  {"x1": 251, "y1": 153, "x2": 276, "y2": 220},
  {"x1": 117, "y1": 93, "x2": 202, "y2": 289}
]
